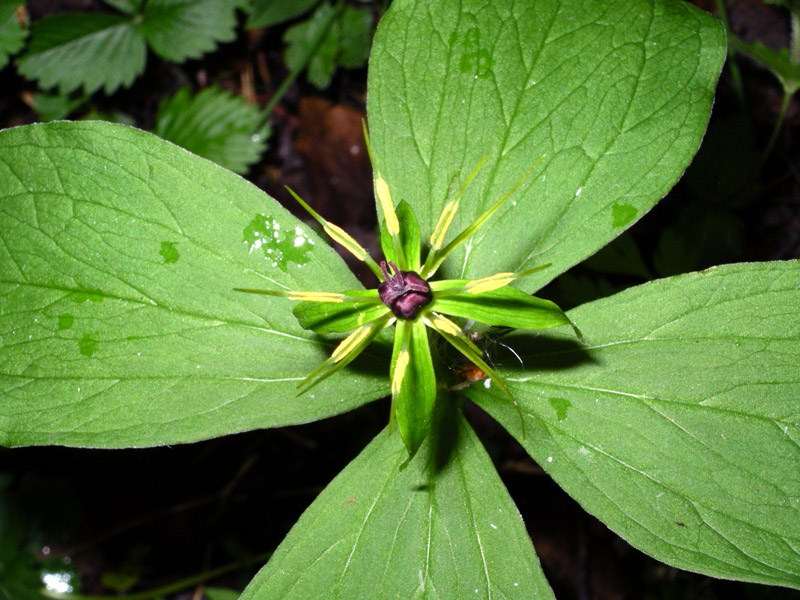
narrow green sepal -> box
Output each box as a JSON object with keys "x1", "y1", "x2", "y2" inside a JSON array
[
  {"x1": 297, "y1": 315, "x2": 392, "y2": 395},
  {"x1": 294, "y1": 298, "x2": 388, "y2": 334},
  {"x1": 423, "y1": 313, "x2": 526, "y2": 438},
  {"x1": 390, "y1": 319, "x2": 437, "y2": 458},
  {"x1": 379, "y1": 200, "x2": 422, "y2": 271},
  {"x1": 431, "y1": 285, "x2": 573, "y2": 331}
]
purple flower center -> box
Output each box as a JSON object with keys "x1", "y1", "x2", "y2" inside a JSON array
[{"x1": 378, "y1": 261, "x2": 433, "y2": 320}]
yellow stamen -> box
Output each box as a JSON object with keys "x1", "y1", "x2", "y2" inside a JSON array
[
  {"x1": 376, "y1": 177, "x2": 399, "y2": 236},
  {"x1": 464, "y1": 272, "x2": 516, "y2": 294},
  {"x1": 428, "y1": 313, "x2": 463, "y2": 337},
  {"x1": 285, "y1": 291, "x2": 345, "y2": 303},
  {"x1": 392, "y1": 349, "x2": 409, "y2": 396},
  {"x1": 323, "y1": 222, "x2": 368, "y2": 261},
  {"x1": 331, "y1": 325, "x2": 373, "y2": 363},
  {"x1": 430, "y1": 200, "x2": 459, "y2": 251}
]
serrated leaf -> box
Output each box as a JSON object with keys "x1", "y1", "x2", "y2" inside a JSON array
[
  {"x1": 239, "y1": 411, "x2": 556, "y2": 600},
  {"x1": 154, "y1": 86, "x2": 271, "y2": 174},
  {"x1": 0, "y1": 121, "x2": 389, "y2": 448},
  {"x1": 247, "y1": 0, "x2": 319, "y2": 28},
  {"x1": 139, "y1": 0, "x2": 247, "y2": 63},
  {"x1": 16, "y1": 13, "x2": 146, "y2": 95},
  {"x1": 0, "y1": 0, "x2": 26, "y2": 70},
  {"x1": 367, "y1": 0, "x2": 726, "y2": 291},
  {"x1": 467, "y1": 261, "x2": 800, "y2": 588},
  {"x1": 284, "y1": 3, "x2": 372, "y2": 90},
  {"x1": 431, "y1": 284, "x2": 571, "y2": 331}
]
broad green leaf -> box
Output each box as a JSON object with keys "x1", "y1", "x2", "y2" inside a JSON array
[
  {"x1": 0, "y1": 0, "x2": 26, "y2": 70},
  {"x1": 139, "y1": 0, "x2": 247, "y2": 63},
  {"x1": 16, "y1": 13, "x2": 146, "y2": 95},
  {"x1": 247, "y1": 0, "x2": 319, "y2": 28},
  {"x1": 367, "y1": 0, "x2": 726, "y2": 291},
  {"x1": 0, "y1": 121, "x2": 389, "y2": 448},
  {"x1": 391, "y1": 319, "x2": 435, "y2": 457},
  {"x1": 431, "y1": 284, "x2": 571, "y2": 331},
  {"x1": 239, "y1": 411, "x2": 556, "y2": 600},
  {"x1": 467, "y1": 261, "x2": 800, "y2": 588},
  {"x1": 284, "y1": 3, "x2": 372, "y2": 90},
  {"x1": 154, "y1": 86, "x2": 271, "y2": 175}
]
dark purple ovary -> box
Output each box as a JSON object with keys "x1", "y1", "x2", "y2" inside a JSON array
[{"x1": 378, "y1": 261, "x2": 433, "y2": 320}]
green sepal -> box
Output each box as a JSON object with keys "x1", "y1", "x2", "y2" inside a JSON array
[
  {"x1": 391, "y1": 319, "x2": 436, "y2": 458},
  {"x1": 425, "y1": 314, "x2": 525, "y2": 437},
  {"x1": 294, "y1": 295, "x2": 388, "y2": 334},
  {"x1": 379, "y1": 200, "x2": 422, "y2": 271},
  {"x1": 430, "y1": 284, "x2": 573, "y2": 331},
  {"x1": 298, "y1": 315, "x2": 392, "y2": 395}
]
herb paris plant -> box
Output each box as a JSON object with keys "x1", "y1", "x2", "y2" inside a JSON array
[
  {"x1": 236, "y1": 144, "x2": 576, "y2": 457},
  {"x1": 1, "y1": 0, "x2": 798, "y2": 597}
]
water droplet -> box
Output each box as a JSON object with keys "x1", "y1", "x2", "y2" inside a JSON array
[
  {"x1": 546, "y1": 456, "x2": 553, "y2": 463},
  {"x1": 575, "y1": 186, "x2": 582, "y2": 196},
  {"x1": 243, "y1": 214, "x2": 315, "y2": 273},
  {"x1": 159, "y1": 241, "x2": 180, "y2": 264},
  {"x1": 71, "y1": 291, "x2": 103, "y2": 304}
]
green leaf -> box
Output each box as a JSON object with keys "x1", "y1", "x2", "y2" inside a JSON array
[
  {"x1": 431, "y1": 284, "x2": 572, "y2": 331},
  {"x1": 154, "y1": 86, "x2": 271, "y2": 174},
  {"x1": 247, "y1": 0, "x2": 319, "y2": 28},
  {"x1": 379, "y1": 200, "x2": 421, "y2": 271},
  {"x1": 29, "y1": 91, "x2": 88, "y2": 122},
  {"x1": 139, "y1": 0, "x2": 247, "y2": 63},
  {"x1": 293, "y1": 296, "x2": 387, "y2": 334},
  {"x1": 284, "y1": 3, "x2": 373, "y2": 90},
  {"x1": 0, "y1": 0, "x2": 26, "y2": 70},
  {"x1": 239, "y1": 411, "x2": 556, "y2": 600},
  {"x1": 16, "y1": 13, "x2": 146, "y2": 95},
  {"x1": 0, "y1": 121, "x2": 389, "y2": 448},
  {"x1": 467, "y1": 261, "x2": 800, "y2": 588},
  {"x1": 204, "y1": 588, "x2": 240, "y2": 600},
  {"x1": 729, "y1": 34, "x2": 800, "y2": 95},
  {"x1": 367, "y1": 0, "x2": 726, "y2": 291},
  {"x1": 391, "y1": 319, "x2": 436, "y2": 457}
]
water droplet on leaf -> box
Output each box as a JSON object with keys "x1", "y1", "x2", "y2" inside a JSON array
[{"x1": 242, "y1": 214, "x2": 315, "y2": 273}]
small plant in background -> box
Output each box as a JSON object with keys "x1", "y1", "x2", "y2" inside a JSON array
[{"x1": 0, "y1": 1, "x2": 798, "y2": 599}]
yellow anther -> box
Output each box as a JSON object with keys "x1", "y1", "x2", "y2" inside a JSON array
[
  {"x1": 392, "y1": 349, "x2": 409, "y2": 396},
  {"x1": 286, "y1": 291, "x2": 345, "y2": 303},
  {"x1": 376, "y1": 177, "x2": 399, "y2": 236},
  {"x1": 430, "y1": 200, "x2": 459, "y2": 251},
  {"x1": 464, "y1": 272, "x2": 516, "y2": 294}
]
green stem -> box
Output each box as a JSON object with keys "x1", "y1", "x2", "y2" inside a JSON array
[
  {"x1": 40, "y1": 552, "x2": 271, "y2": 600},
  {"x1": 263, "y1": 0, "x2": 344, "y2": 116},
  {"x1": 756, "y1": 89, "x2": 792, "y2": 173},
  {"x1": 791, "y1": 7, "x2": 799, "y2": 66},
  {"x1": 714, "y1": 0, "x2": 747, "y2": 110}
]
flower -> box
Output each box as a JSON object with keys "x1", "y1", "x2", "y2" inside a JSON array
[{"x1": 237, "y1": 133, "x2": 576, "y2": 457}]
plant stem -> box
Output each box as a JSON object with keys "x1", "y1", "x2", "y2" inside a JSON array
[
  {"x1": 715, "y1": 0, "x2": 747, "y2": 110},
  {"x1": 756, "y1": 89, "x2": 792, "y2": 173},
  {"x1": 263, "y1": 0, "x2": 345, "y2": 116},
  {"x1": 40, "y1": 552, "x2": 271, "y2": 600}
]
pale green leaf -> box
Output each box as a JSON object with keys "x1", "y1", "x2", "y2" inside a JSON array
[
  {"x1": 391, "y1": 319, "x2": 435, "y2": 457},
  {"x1": 16, "y1": 13, "x2": 146, "y2": 95},
  {"x1": 239, "y1": 412, "x2": 556, "y2": 600},
  {"x1": 292, "y1": 297, "x2": 387, "y2": 334},
  {"x1": 0, "y1": 121, "x2": 389, "y2": 448},
  {"x1": 247, "y1": 0, "x2": 319, "y2": 28},
  {"x1": 367, "y1": 0, "x2": 726, "y2": 291},
  {"x1": 154, "y1": 86, "x2": 270, "y2": 174},
  {"x1": 467, "y1": 261, "x2": 800, "y2": 588},
  {"x1": 139, "y1": 0, "x2": 247, "y2": 63},
  {"x1": 431, "y1": 284, "x2": 571, "y2": 331},
  {"x1": 0, "y1": 0, "x2": 26, "y2": 70}
]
